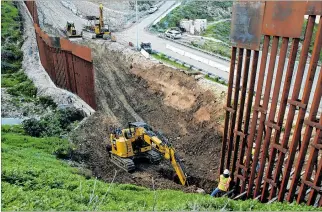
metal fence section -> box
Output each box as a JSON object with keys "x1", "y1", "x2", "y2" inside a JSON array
[
  {"x1": 220, "y1": 1, "x2": 321, "y2": 206},
  {"x1": 24, "y1": 1, "x2": 96, "y2": 109}
]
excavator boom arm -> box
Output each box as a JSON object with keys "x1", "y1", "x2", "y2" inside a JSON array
[{"x1": 143, "y1": 132, "x2": 187, "y2": 185}]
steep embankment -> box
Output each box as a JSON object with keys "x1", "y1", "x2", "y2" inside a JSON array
[{"x1": 70, "y1": 41, "x2": 226, "y2": 192}]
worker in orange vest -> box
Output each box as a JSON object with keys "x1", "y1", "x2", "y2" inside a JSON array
[{"x1": 210, "y1": 169, "x2": 231, "y2": 197}]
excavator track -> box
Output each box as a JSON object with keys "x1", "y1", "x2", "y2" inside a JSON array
[
  {"x1": 146, "y1": 150, "x2": 162, "y2": 164},
  {"x1": 110, "y1": 154, "x2": 136, "y2": 172}
]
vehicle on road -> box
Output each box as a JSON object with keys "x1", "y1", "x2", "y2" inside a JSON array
[
  {"x1": 165, "y1": 29, "x2": 182, "y2": 39},
  {"x1": 140, "y1": 42, "x2": 152, "y2": 54},
  {"x1": 148, "y1": 6, "x2": 158, "y2": 14}
]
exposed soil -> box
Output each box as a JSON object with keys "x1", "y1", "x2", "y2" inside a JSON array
[{"x1": 70, "y1": 41, "x2": 225, "y2": 193}]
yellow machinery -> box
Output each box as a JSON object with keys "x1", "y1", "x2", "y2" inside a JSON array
[
  {"x1": 107, "y1": 122, "x2": 188, "y2": 186},
  {"x1": 91, "y1": 4, "x2": 113, "y2": 40},
  {"x1": 65, "y1": 22, "x2": 82, "y2": 38}
]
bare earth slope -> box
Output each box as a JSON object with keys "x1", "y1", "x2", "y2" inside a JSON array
[{"x1": 71, "y1": 41, "x2": 225, "y2": 193}]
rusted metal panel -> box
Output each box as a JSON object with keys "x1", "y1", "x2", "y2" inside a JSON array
[
  {"x1": 220, "y1": 47, "x2": 237, "y2": 174},
  {"x1": 235, "y1": 50, "x2": 259, "y2": 192},
  {"x1": 253, "y1": 37, "x2": 289, "y2": 198},
  {"x1": 280, "y1": 17, "x2": 322, "y2": 203},
  {"x1": 262, "y1": 2, "x2": 306, "y2": 38},
  {"x1": 226, "y1": 48, "x2": 244, "y2": 171},
  {"x1": 72, "y1": 45, "x2": 92, "y2": 62},
  {"x1": 257, "y1": 37, "x2": 299, "y2": 199},
  {"x1": 231, "y1": 49, "x2": 251, "y2": 181},
  {"x1": 266, "y1": 15, "x2": 316, "y2": 201},
  {"x1": 296, "y1": 78, "x2": 322, "y2": 204},
  {"x1": 241, "y1": 35, "x2": 270, "y2": 194},
  {"x1": 73, "y1": 56, "x2": 96, "y2": 109},
  {"x1": 247, "y1": 36, "x2": 279, "y2": 198},
  {"x1": 24, "y1": 1, "x2": 97, "y2": 109},
  {"x1": 65, "y1": 52, "x2": 77, "y2": 93},
  {"x1": 50, "y1": 37, "x2": 61, "y2": 48},
  {"x1": 60, "y1": 38, "x2": 75, "y2": 51},
  {"x1": 55, "y1": 50, "x2": 68, "y2": 90},
  {"x1": 306, "y1": 1, "x2": 322, "y2": 15},
  {"x1": 230, "y1": 2, "x2": 265, "y2": 50}
]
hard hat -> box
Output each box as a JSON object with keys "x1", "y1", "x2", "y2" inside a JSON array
[
  {"x1": 253, "y1": 143, "x2": 256, "y2": 148},
  {"x1": 223, "y1": 169, "x2": 230, "y2": 175}
]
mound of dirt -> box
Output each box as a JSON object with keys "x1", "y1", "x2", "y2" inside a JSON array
[{"x1": 70, "y1": 41, "x2": 225, "y2": 193}]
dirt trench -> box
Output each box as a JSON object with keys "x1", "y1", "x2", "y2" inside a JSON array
[{"x1": 70, "y1": 41, "x2": 225, "y2": 193}]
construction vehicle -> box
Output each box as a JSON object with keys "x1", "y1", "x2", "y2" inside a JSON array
[
  {"x1": 91, "y1": 4, "x2": 113, "y2": 40},
  {"x1": 107, "y1": 122, "x2": 188, "y2": 186},
  {"x1": 65, "y1": 22, "x2": 82, "y2": 38}
]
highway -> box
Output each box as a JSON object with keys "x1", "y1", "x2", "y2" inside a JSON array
[
  {"x1": 115, "y1": 1, "x2": 321, "y2": 110},
  {"x1": 115, "y1": 1, "x2": 230, "y2": 80}
]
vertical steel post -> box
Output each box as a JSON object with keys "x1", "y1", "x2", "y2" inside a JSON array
[
  {"x1": 231, "y1": 49, "x2": 251, "y2": 181},
  {"x1": 247, "y1": 36, "x2": 279, "y2": 197},
  {"x1": 285, "y1": 17, "x2": 322, "y2": 202},
  {"x1": 235, "y1": 51, "x2": 259, "y2": 192},
  {"x1": 261, "y1": 16, "x2": 316, "y2": 201},
  {"x1": 253, "y1": 37, "x2": 289, "y2": 197},
  {"x1": 226, "y1": 48, "x2": 244, "y2": 170},
  {"x1": 220, "y1": 47, "x2": 237, "y2": 174},
  {"x1": 241, "y1": 35, "x2": 270, "y2": 193},
  {"x1": 266, "y1": 15, "x2": 316, "y2": 201},
  {"x1": 297, "y1": 100, "x2": 322, "y2": 205}
]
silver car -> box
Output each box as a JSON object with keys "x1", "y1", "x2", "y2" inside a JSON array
[{"x1": 165, "y1": 30, "x2": 182, "y2": 39}]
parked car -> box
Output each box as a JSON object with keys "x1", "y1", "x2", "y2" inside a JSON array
[
  {"x1": 140, "y1": 42, "x2": 152, "y2": 54},
  {"x1": 165, "y1": 29, "x2": 182, "y2": 39},
  {"x1": 148, "y1": 6, "x2": 158, "y2": 14}
]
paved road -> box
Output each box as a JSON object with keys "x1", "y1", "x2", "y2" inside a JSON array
[
  {"x1": 115, "y1": 1, "x2": 321, "y2": 110},
  {"x1": 114, "y1": 1, "x2": 230, "y2": 80}
]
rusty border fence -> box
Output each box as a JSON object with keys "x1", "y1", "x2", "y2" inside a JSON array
[
  {"x1": 24, "y1": 1, "x2": 96, "y2": 109},
  {"x1": 220, "y1": 1, "x2": 321, "y2": 206}
]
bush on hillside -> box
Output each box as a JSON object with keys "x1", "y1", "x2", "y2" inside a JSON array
[{"x1": 22, "y1": 108, "x2": 84, "y2": 137}]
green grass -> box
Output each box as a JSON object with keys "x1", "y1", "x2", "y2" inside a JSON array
[
  {"x1": 1, "y1": 1, "x2": 22, "y2": 44},
  {"x1": 1, "y1": 1, "x2": 38, "y2": 98},
  {"x1": 153, "y1": 1, "x2": 232, "y2": 32},
  {"x1": 1, "y1": 126, "x2": 319, "y2": 211},
  {"x1": 205, "y1": 74, "x2": 227, "y2": 86},
  {"x1": 192, "y1": 40, "x2": 231, "y2": 59},
  {"x1": 151, "y1": 53, "x2": 191, "y2": 71},
  {"x1": 202, "y1": 20, "x2": 231, "y2": 43}
]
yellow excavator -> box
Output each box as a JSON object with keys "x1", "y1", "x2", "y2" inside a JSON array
[
  {"x1": 65, "y1": 22, "x2": 82, "y2": 38},
  {"x1": 107, "y1": 122, "x2": 188, "y2": 186},
  {"x1": 91, "y1": 4, "x2": 115, "y2": 41}
]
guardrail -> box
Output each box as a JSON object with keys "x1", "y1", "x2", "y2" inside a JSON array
[
  {"x1": 152, "y1": 50, "x2": 228, "y2": 85},
  {"x1": 159, "y1": 34, "x2": 231, "y2": 62}
]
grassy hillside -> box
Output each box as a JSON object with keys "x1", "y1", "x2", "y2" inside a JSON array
[
  {"x1": 1, "y1": 125, "x2": 319, "y2": 211},
  {"x1": 153, "y1": 1, "x2": 232, "y2": 32},
  {"x1": 1, "y1": 1, "x2": 37, "y2": 99}
]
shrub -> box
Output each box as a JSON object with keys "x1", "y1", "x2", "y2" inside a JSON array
[
  {"x1": 37, "y1": 96, "x2": 57, "y2": 109},
  {"x1": 22, "y1": 108, "x2": 84, "y2": 137},
  {"x1": 7, "y1": 80, "x2": 37, "y2": 98},
  {"x1": 22, "y1": 118, "x2": 45, "y2": 137}
]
